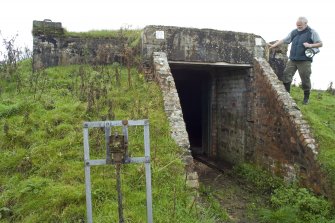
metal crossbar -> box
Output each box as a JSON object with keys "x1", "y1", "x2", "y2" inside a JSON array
[{"x1": 83, "y1": 119, "x2": 153, "y2": 223}]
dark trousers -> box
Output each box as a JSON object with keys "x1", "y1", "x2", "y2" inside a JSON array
[{"x1": 282, "y1": 60, "x2": 312, "y2": 91}]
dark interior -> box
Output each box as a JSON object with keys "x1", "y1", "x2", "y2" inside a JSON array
[{"x1": 171, "y1": 68, "x2": 210, "y2": 154}]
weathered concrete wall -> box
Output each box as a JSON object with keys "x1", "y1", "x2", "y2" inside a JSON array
[
  {"x1": 32, "y1": 20, "x2": 126, "y2": 70},
  {"x1": 142, "y1": 25, "x2": 266, "y2": 65}
]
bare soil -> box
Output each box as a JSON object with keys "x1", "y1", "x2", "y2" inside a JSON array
[{"x1": 194, "y1": 160, "x2": 269, "y2": 223}]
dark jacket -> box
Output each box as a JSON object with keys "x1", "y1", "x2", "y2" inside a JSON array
[{"x1": 289, "y1": 27, "x2": 313, "y2": 61}]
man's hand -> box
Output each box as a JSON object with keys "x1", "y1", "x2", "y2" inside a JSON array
[
  {"x1": 303, "y1": 42, "x2": 313, "y2": 48},
  {"x1": 268, "y1": 43, "x2": 275, "y2": 49},
  {"x1": 268, "y1": 39, "x2": 283, "y2": 49}
]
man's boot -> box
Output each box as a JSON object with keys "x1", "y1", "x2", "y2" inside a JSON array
[
  {"x1": 303, "y1": 90, "x2": 310, "y2": 105},
  {"x1": 283, "y1": 82, "x2": 291, "y2": 93}
]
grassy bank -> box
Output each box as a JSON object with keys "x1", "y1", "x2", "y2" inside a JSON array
[
  {"x1": 291, "y1": 86, "x2": 335, "y2": 184},
  {"x1": 0, "y1": 60, "x2": 225, "y2": 222}
]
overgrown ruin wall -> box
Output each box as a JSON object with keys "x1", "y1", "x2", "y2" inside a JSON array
[
  {"x1": 32, "y1": 20, "x2": 128, "y2": 71},
  {"x1": 32, "y1": 20, "x2": 332, "y2": 198}
]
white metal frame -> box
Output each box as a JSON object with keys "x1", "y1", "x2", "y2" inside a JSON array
[{"x1": 83, "y1": 120, "x2": 153, "y2": 223}]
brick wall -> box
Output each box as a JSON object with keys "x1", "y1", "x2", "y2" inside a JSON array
[
  {"x1": 210, "y1": 69, "x2": 251, "y2": 164},
  {"x1": 253, "y1": 58, "x2": 330, "y2": 196}
]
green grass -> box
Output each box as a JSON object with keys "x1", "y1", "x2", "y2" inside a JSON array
[
  {"x1": 65, "y1": 28, "x2": 141, "y2": 38},
  {"x1": 64, "y1": 28, "x2": 142, "y2": 49},
  {"x1": 0, "y1": 60, "x2": 221, "y2": 222},
  {"x1": 1, "y1": 59, "x2": 335, "y2": 222},
  {"x1": 291, "y1": 86, "x2": 335, "y2": 183},
  {"x1": 232, "y1": 162, "x2": 335, "y2": 223}
]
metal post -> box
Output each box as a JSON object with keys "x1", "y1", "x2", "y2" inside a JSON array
[
  {"x1": 122, "y1": 121, "x2": 129, "y2": 159},
  {"x1": 144, "y1": 121, "x2": 153, "y2": 223},
  {"x1": 116, "y1": 163, "x2": 124, "y2": 223},
  {"x1": 83, "y1": 126, "x2": 93, "y2": 223},
  {"x1": 105, "y1": 127, "x2": 111, "y2": 164}
]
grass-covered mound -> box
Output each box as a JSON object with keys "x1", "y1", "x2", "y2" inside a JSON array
[
  {"x1": 291, "y1": 86, "x2": 335, "y2": 185},
  {"x1": 0, "y1": 60, "x2": 225, "y2": 222}
]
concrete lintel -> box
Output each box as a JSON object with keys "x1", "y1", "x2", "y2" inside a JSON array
[{"x1": 168, "y1": 60, "x2": 252, "y2": 68}]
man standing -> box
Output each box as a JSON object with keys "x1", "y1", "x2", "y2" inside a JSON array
[{"x1": 268, "y1": 17, "x2": 323, "y2": 104}]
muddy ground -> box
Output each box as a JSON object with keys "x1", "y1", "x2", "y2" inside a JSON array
[{"x1": 194, "y1": 160, "x2": 270, "y2": 223}]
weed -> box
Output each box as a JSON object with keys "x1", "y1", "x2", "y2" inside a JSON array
[
  {"x1": 233, "y1": 163, "x2": 283, "y2": 193},
  {"x1": 259, "y1": 186, "x2": 335, "y2": 223}
]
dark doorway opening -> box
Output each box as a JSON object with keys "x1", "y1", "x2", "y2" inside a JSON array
[{"x1": 171, "y1": 68, "x2": 210, "y2": 155}]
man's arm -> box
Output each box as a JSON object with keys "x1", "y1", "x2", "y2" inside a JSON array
[
  {"x1": 303, "y1": 42, "x2": 323, "y2": 48},
  {"x1": 304, "y1": 29, "x2": 323, "y2": 48},
  {"x1": 268, "y1": 39, "x2": 284, "y2": 49}
]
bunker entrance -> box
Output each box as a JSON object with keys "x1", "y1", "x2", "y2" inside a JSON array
[
  {"x1": 171, "y1": 67, "x2": 210, "y2": 155},
  {"x1": 170, "y1": 61, "x2": 252, "y2": 163}
]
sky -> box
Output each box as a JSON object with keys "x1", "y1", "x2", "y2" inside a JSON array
[{"x1": 1, "y1": 0, "x2": 334, "y2": 90}]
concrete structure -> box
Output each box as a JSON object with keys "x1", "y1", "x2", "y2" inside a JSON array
[
  {"x1": 32, "y1": 20, "x2": 127, "y2": 71},
  {"x1": 143, "y1": 25, "x2": 328, "y2": 197},
  {"x1": 32, "y1": 21, "x2": 332, "y2": 198}
]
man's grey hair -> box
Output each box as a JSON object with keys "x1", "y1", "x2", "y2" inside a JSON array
[{"x1": 297, "y1": 17, "x2": 308, "y2": 24}]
